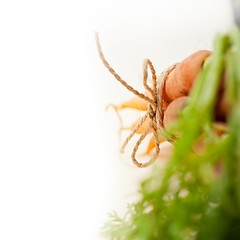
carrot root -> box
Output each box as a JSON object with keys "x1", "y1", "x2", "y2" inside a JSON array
[{"x1": 165, "y1": 50, "x2": 212, "y2": 101}]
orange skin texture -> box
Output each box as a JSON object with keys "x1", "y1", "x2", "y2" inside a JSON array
[
  {"x1": 163, "y1": 96, "x2": 189, "y2": 130},
  {"x1": 165, "y1": 50, "x2": 212, "y2": 101},
  {"x1": 116, "y1": 96, "x2": 148, "y2": 111},
  {"x1": 113, "y1": 91, "x2": 151, "y2": 111},
  {"x1": 142, "y1": 134, "x2": 166, "y2": 156},
  {"x1": 162, "y1": 79, "x2": 172, "y2": 105},
  {"x1": 144, "y1": 135, "x2": 156, "y2": 155}
]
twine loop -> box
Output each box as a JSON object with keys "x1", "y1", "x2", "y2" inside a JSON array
[{"x1": 96, "y1": 32, "x2": 176, "y2": 168}]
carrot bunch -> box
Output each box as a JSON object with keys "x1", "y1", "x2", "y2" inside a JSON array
[
  {"x1": 110, "y1": 49, "x2": 228, "y2": 156},
  {"x1": 102, "y1": 28, "x2": 240, "y2": 240},
  {"x1": 96, "y1": 33, "x2": 230, "y2": 166}
]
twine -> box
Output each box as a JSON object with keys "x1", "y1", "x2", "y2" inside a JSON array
[
  {"x1": 96, "y1": 32, "x2": 176, "y2": 168},
  {"x1": 156, "y1": 64, "x2": 177, "y2": 132}
]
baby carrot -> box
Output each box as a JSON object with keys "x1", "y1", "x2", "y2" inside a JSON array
[
  {"x1": 163, "y1": 96, "x2": 189, "y2": 130},
  {"x1": 165, "y1": 50, "x2": 212, "y2": 101}
]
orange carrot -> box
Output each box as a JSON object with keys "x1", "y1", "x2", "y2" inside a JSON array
[
  {"x1": 157, "y1": 142, "x2": 174, "y2": 161},
  {"x1": 165, "y1": 50, "x2": 212, "y2": 101},
  {"x1": 120, "y1": 117, "x2": 152, "y2": 134},
  {"x1": 141, "y1": 134, "x2": 166, "y2": 156},
  {"x1": 142, "y1": 135, "x2": 155, "y2": 155},
  {"x1": 163, "y1": 96, "x2": 189, "y2": 130},
  {"x1": 106, "y1": 91, "x2": 151, "y2": 112}
]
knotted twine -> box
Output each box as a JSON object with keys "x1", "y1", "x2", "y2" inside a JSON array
[{"x1": 95, "y1": 33, "x2": 176, "y2": 168}]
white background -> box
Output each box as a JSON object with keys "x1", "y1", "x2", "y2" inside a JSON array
[{"x1": 0, "y1": 0, "x2": 233, "y2": 239}]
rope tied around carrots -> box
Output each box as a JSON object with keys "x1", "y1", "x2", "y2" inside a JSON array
[{"x1": 95, "y1": 33, "x2": 176, "y2": 168}]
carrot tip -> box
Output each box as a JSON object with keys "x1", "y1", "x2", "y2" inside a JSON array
[
  {"x1": 105, "y1": 103, "x2": 123, "y2": 129},
  {"x1": 120, "y1": 149, "x2": 124, "y2": 154},
  {"x1": 139, "y1": 150, "x2": 155, "y2": 157},
  {"x1": 105, "y1": 104, "x2": 117, "y2": 111},
  {"x1": 119, "y1": 127, "x2": 130, "y2": 133}
]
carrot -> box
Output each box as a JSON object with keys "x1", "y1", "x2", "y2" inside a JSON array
[
  {"x1": 141, "y1": 134, "x2": 166, "y2": 156},
  {"x1": 165, "y1": 50, "x2": 212, "y2": 101},
  {"x1": 106, "y1": 91, "x2": 151, "y2": 112},
  {"x1": 142, "y1": 135, "x2": 155, "y2": 155},
  {"x1": 157, "y1": 142, "x2": 174, "y2": 161},
  {"x1": 163, "y1": 96, "x2": 189, "y2": 130},
  {"x1": 120, "y1": 117, "x2": 152, "y2": 134}
]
